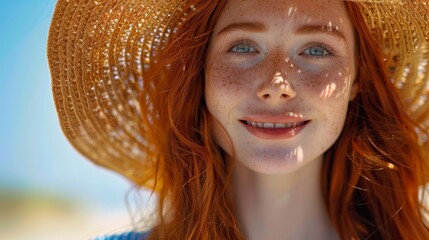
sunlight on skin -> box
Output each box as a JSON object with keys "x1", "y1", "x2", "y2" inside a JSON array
[
  {"x1": 320, "y1": 82, "x2": 337, "y2": 99},
  {"x1": 269, "y1": 72, "x2": 294, "y2": 97},
  {"x1": 272, "y1": 62, "x2": 352, "y2": 101},
  {"x1": 251, "y1": 145, "x2": 304, "y2": 171},
  {"x1": 204, "y1": 0, "x2": 359, "y2": 238},
  {"x1": 205, "y1": 0, "x2": 357, "y2": 174}
]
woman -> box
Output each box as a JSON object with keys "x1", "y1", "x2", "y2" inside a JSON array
[{"x1": 48, "y1": 0, "x2": 429, "y2": 239}]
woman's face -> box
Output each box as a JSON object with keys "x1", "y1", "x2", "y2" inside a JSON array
[{"x1": 205, "y1": 0, "x2": 358, "y2": 174}]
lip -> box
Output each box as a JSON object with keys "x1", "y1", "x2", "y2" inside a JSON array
[
  {"x1": 242, "y1": 115, "x2": 307, "y2": 123},
  {"x1": 240, "y1": 115, "x2": 310, "y2": 140}
]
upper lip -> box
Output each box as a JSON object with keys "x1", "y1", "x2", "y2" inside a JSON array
[{"x1": 240, "y1": 114, "x2": 308, "y2": 124}]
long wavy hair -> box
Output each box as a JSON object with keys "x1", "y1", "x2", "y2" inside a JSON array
[{"x1": 139, "y1": 1, "x2": 429, "y2": 239}]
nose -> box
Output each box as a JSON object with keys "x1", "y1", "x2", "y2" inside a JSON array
[{"x1": 257, "y1": 71, "x2": 296, "y2": 102}]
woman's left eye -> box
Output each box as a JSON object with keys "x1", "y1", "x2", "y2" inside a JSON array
[
  {"x1": 229, "y1": 42, "x2": 257, "y2": 54},
  {"x1": 302, "y1": 45, "x2": 333, "y2": 57}
]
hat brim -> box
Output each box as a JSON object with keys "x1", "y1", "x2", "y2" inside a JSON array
[{"x1": 48, "y1": 0, "x2": 429, "y2": 185}]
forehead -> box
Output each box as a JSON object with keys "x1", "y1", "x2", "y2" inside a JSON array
[{"x1": 215, "y1": 0, "x2": 352, "y2": 32}]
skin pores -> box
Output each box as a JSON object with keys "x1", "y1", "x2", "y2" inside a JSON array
[{"x1": 205, "y1": 0, "x2": 358, "y2": 174}]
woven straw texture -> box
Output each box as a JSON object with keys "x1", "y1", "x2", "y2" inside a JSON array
[{"x1": 48, "y1": 0, "x2": 429, "y2": 186}]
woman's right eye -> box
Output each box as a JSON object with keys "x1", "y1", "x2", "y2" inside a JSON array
[{"x1": 229, "y1": 42, "x2": 257, "y2": 54}]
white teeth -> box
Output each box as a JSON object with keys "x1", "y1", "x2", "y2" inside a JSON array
[
  {"x1": 246, "y1": 121, "x2": 255, "y2": 127},
  {"x1": 245, "y1": 121, "x2": 305, "y2": 129}
]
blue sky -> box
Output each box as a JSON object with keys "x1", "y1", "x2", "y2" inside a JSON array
[{"x1": 0, "y1": 1, "x2": 132, "y2": 209}]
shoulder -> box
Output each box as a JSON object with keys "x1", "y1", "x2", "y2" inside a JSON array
[{"x1": 92, "y1": 230, "x2": 151, "y2": 240}]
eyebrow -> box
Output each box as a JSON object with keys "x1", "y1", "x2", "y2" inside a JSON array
[
  {"x1": 216, "y1": 21, "x2": 345, "y2": 41},
  {"x1": 295, "y1": 24, "x2": 346, "y2": 40}
]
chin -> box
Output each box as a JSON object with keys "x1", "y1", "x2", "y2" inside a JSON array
[{"x1": 235, "y1": 146, "x2": 318, "y2": 174}]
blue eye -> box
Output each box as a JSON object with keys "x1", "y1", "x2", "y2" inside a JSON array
[
  {"x1": 230, "y1": 43, "x2": 257, "y2": 53},
  {"x1": 303, "y1": 46, "x2": 332, "y2": 57}
]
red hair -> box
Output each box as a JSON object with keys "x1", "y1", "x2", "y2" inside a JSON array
[
  {"x1": 137, "y1": 1, "x2": 429, "y2": 239},
  {"x1": 322, "y1": 3, "x2": 429, "y2": 239},
  {"x1": 141, "y1": 1, "x2": 242, "y2": 239}
]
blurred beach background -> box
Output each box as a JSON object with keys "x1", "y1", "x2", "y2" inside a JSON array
[
  {"x1": 0, "y1": 1, "x2": 150, "y2": 239},
  {"x1": 2, "y1": 1, "x2": 429, "y2": 240}
]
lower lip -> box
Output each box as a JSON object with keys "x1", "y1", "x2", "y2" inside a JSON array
[{"x1": 242, "y1": 121, "x2": 309, "y2": 140}]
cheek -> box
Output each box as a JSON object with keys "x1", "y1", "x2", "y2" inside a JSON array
[
  {"x1": 205, "y1": 61, "x2": 244, "y2": 96},
  {"x1": 211, "y1": 116, "x2": 235, "y2": 155},
  {"x1": 320, "y1": 78, "x2": 352, "y2": 137},
  {"x1": 327, "y1": 109, "x2": 348, "y2": 136},
  {"x1": 296, "y1": 64, "x2": 354, "y2": 137},
  {"x1": 205, "y1": 62, "x2": 231, "y2": 116},
  {"x1": 296, "y1": 63, "x2": 354, "y2": 101},
  {"x1": 205, "y1": 62, "x2": 243, "y2": 156}
]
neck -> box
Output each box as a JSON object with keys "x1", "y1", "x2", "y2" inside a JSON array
[{"x1": 232, "y1": 156, "x2": 338, "y2": 240}]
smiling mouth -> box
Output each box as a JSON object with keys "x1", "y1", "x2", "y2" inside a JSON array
[
  {"x1": 239, "y1": 120, "x2": 310, "y2": 139},
  {"x1": 242, "y1": 120, "x2": 309, "y2": 129}
]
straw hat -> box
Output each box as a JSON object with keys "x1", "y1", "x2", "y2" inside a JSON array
[{"x1": 48, "y1": 0, "x2": 429, "y2": 187}]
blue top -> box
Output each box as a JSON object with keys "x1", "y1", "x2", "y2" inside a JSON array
[{"x1": 93, "y1": 231, "x2": 150, "y2": 240}]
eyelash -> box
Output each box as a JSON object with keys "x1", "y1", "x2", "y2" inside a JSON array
[
  {"x1": 227, "y1": 40, "x2": 259, "y2": 54},
  {"x1": 227, "y1": 40, "x2": 335, "y2": 58},
  {"x1": 301, "y1": 43, "x2": 335, "y2": 58}
]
